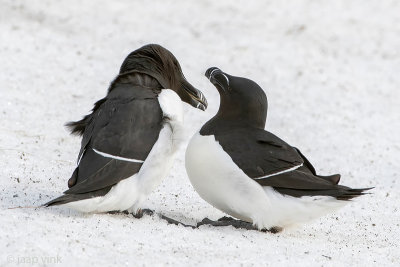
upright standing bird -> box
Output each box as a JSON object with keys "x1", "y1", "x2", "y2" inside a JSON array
[
  {"x1": 186, "y1": 67, "x2": 369, "y2": 232},
  {"x1": 45, "y1": 44, "x2": 207, "y2": 215}
]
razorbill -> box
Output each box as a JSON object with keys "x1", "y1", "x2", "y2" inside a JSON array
[
  {"x1": 185, "y1": 67, "x2": 370, "y2": 232},
  {"x1": 44, "y1": 44, "x2": 207, "y2": 216}
]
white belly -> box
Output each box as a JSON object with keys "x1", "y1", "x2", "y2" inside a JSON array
[
  {"x1": 64, "y1": 89, "x2": 183, "y2": 213},
  {"x1": 185, "y1": 132, "x2": 346, "y2": 229}
]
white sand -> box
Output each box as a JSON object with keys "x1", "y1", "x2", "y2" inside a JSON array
[{"x1": 1, "y1": 0, "x2": 399, "y2": 266}]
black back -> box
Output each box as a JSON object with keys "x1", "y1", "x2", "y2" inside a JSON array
[{"x1": 44, "y1": 73, "x2": 163, "y2": 208}]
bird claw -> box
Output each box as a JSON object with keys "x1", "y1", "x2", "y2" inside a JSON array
[
  {"x1": 141, "y1": 209, "x2": 155, "y2": 216},
  {"x1": 260, "y1": 226, "x2": 283, "y2": 234},
  {"x1": 132, "y1": 208, "x2": 154, "y2": 218},
  {"x1": 268, "y1": 226, "x2": 283, "y2": 234}
]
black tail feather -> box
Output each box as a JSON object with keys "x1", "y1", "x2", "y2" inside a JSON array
[
  {"x1": 274, "y1": 187, "x2": 373, "y2": 200},
  {"x1": 44, "y1": 187, "x2": 112, "y2": 207},
  {"x1": 65, "y1": 117, "x2": 89, "y2": 136},
  {"x1": 335, "y1": 187, "x2": 373, "y2": 200},
  {"x1": 43, "y1": 194, "x2": 79, "y2": 207},
  {"x1": 65, "y1": 97, "x2": 107, "y2": 136}
]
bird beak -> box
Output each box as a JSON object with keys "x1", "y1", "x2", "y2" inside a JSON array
[
  {"x1": 181, "y1": 79, "x2": 208, "y2": 111},
  {"x1": 205, "y1": 67, "x2": 229, "y2": 92}
]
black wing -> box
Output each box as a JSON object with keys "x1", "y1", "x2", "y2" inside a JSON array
[
  {"x1": 256, "y1": 170, "x2": 368, "y2": 200},
  {"x1": 214, "y1": 127, "x2": 304, "y2": 178},
  {"x1": 64, "y1": 82, "x2": 162, "y2": 195},
  {"x1": 213, "y1": 127, "x2": 369, "y2": 199},
  {"x1": 293, "y1": 147, "x2": 341, "y2": 184}
]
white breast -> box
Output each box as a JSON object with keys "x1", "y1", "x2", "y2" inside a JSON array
[
  {"x1": 185, "y1": 132, "x2": 347, "y2": 230},
  {"x1": 64, "y1": 89, "x2": 184, "y2": 213}
]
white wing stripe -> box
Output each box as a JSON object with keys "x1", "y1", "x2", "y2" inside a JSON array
[
  {"x1": 93, "y1": 148, "x2": 144, "y2": 163},
  {"x1": 77, "y1": 149, "x2": 85, "y2": 165},
  {"x1": 253, "y1": 163, "x2": 303, "y2": 179}
]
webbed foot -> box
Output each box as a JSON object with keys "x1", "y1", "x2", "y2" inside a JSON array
[
  {"x1": 197, "y1": 217, "x2": 256, "y2": 230},
  {"x1": 198, "y1": 217, "x2": 283, "y2": 233}
]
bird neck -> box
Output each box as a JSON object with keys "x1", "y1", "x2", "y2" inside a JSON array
[
  {"x1": 113, "y1": 72, "x2": 162, "y2": 91},
  {"x1": 215, "y1": 98, "x2": 267, "y2": 129},
  {"x1": 200, "y1": 114, "x2": 266, "y2": 136}
]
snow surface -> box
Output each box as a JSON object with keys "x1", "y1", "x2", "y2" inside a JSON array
[{"x1": 1, "y1": 0, "x2": 399, "y2": 266}]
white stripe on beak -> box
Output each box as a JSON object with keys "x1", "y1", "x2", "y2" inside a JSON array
[{"x1": 209, "y1": 68, "x2": 220, "y2": 81}]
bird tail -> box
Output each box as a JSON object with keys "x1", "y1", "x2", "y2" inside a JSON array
[
  {"x1": 65, "y1": 117, "x2": 89, "y2": 136},
  {"x1": 273, "y1": 186, "x2": 373, "y2": 201},
  {"x1": 335, "y1": 187, "x2": 374, "y2": 201},
  {"x1": 43, "y1": 194, "x2": 81, "y2": 207},
  {"x1": 65, "y1": 98, "x2": 107, "y2": 136}
]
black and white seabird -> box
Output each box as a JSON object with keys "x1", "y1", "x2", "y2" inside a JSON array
[
  {"x1": 45, "y1": 44, "x2": 207, "y2": 215},
  {"x1": 185, "y1": 67, "x2": 370, "y2": 232}
]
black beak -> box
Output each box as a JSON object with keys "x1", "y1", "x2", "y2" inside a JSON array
[
  {"x1": 205, "y1": 67, "x2": 229, "y2": 92},
  {"x1": 181, "y1": 79, "x2": 208, "y2": 111}
]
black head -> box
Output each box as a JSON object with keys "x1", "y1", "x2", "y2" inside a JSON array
[
  {"x1": 205, "y1": 67, "x2": 267, "y2": 128},
  {"x1": 119, "y1": 44, "x2": 207, "y2": 111}
]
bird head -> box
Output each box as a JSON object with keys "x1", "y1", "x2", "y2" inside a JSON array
[
  {"x1": 119, "y1": 44, "x2": 207, "y2": 111},
  {"x1": 205, "y1": 67, "x2": 267, "y2": 128}
]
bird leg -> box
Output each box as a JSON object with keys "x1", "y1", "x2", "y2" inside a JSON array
[
  {"x1": 197, "y1": 216, "x2": 256, "y2": 230},
  {"x1": 197, "y1": 216, "x2": 283, "y2": 233},
  {"x1": 107, "y1": 208, "x2": 154, "y2": 218}
]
